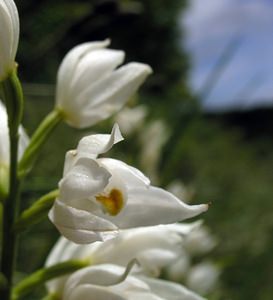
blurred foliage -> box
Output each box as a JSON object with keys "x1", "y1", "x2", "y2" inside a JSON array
[{"x1": 12, "y1": 0, "x2": 273, "y2": 299}]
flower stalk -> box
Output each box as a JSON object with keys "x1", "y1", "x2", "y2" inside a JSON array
[
  {"x1": 0, "y1": 71, "x2": 23, "y2": 300},
  {"x1": 14, "y1": 189, "x2": 59, "y2": 233},
  {"x1": 19, "y1": 109, "x2": 63, "y2": 177}
]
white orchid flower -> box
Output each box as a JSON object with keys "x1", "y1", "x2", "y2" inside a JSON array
[
  {"x1": 0, "y1": 0, "x2": 19, "y2": 80},
  {"x1": 0, "y1": 101, "x2": 28, "y2": 198},
  {"x1": 61, "y1": 264, "x2": 206, "y2": 300},
  {"x1": 46, "y1": 222, "x2": 200, "y2": 294},
  {"x1": 55, "y1": 40, "x2": 152, "y2": 128},
  {"x1": 49, "y1": 124, "x2": 208, "y2": 244}
]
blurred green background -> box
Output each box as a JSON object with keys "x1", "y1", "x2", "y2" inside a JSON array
[{"x1": 14, "y1": 0, "x2": 273, "y2": 299}]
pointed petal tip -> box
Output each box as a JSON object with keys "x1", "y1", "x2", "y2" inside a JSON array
[
  {"x1": 184, "y1": 203, "x2": 209, "y2": 220},
  {"x1": 112, "y1": 123, "x2": 124, "y2": 143},
  {"x1": 201, "y1": 203, "x2": 210, "y2": 212},
  {"x1": 103, "y1": 38, "x2": 111, "y2": 46},
  {"x1": 126, "y1": 62, "x2": 153, "y2": 75}
]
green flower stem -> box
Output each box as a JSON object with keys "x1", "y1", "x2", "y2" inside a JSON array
[
  {"x1": 12, "y1": 260, "x2": 88, "y2": 300},
  {"x1": 14, "y1": 189, "x2": 59, "y2": 233},
  {"x1": 19, "y1": 109, "x2": 63, "y2": 178},
  {"x1": 0, "y1": 70, "x2": 23, "y2": 300}
]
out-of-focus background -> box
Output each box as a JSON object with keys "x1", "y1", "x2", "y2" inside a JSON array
[{"x1": 16, "y1": 1, "x2": 273, "y2": 299}]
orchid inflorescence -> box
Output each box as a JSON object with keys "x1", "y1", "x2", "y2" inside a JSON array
[{"x1": 0, "y1": 1, "x2": 211, "y2": 299}]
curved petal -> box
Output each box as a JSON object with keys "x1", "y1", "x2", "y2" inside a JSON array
[
  {"x1": 64, "y1": 264, "x2": 150, "y2": 300},
  {"x1": 59, "y1": 157, "x2": 111, "y2": 203},
  {"x1": 98, "y1": 158, "x2": 150, "y2": 187},
  {"x1": 65, "y1": 264, "x2": 127, "y2": 287},
  {"x1": 48, "y1": 200, "x2": 118, "y2": 244},
  {"x1": 76, "y1": 123, "x2": 123, "y2": 159},
  {"x1": 101, "y1": 186, "x2": 208, "y2": 228}
]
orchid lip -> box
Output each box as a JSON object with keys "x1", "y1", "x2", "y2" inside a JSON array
[{"x1": 96, "y1": 188, "x2": 125, "y2": 216}]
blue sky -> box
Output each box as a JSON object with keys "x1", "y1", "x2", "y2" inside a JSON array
[{"x1": 182, "y1": 0, "x2": 273, "y2": 111}]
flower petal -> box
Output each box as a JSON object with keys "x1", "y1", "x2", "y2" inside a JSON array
[
  {"x1": 0, "y1": 3, "x2": 13, "y2": 77},
  {"x1": 56, "y1": 40, "x2": 110, "y2": 108},
  {"x1": 75, "y1": 62, "x2": 152, "y2": 127},
  {"x1": 65, "y1": 264, "x2": 127, "y2": 287},
  {"x1": 139, "y1": 276, "x2": 206, "y2": 300},
  {"x1": 59, "y1": 157, "x2": 111, "y2": 203},
  {"x1": 98, "y1": 158, "x2": 150, "y2": 187},
  {"x1": 49, "y1": 200, "x2": 118, "y2": 244},
  {"x1": 71, "y1": 49, "x2": 125, "y2": 96},
  {"x1": 76, "y1": 123, "x2": 123, "y2": 159},
  {"x1": 100, "y1": 186, "x2": 208, "y2": 228},
  {"x1": 64, "y1": 264, "x2": 150, "y2": 300},
  {"x1": 2, "y1": 0, "x2": 19, "y2": 61},
  {"x1": 91, "y1": 226, "x2": 182, "y2": 269},
  {"x1": 66, "y1": 285, "x2": 126, "y2": 300}
]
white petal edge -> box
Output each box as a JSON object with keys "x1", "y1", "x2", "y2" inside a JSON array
[{"x1": 48, "y1": 200, "x2": 118, "y2": 244}]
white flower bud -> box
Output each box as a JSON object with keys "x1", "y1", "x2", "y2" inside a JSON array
[
  {"x1": 0, "y1": 0, "x2": 19, "y2": 80},
  {"x1": 55, "y1": 40, "x2": 152, "y2": 128}
]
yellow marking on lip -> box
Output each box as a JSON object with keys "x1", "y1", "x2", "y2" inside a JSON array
[{"x1": 96, "y1": 189, "x2": 124, "y2": 216}]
